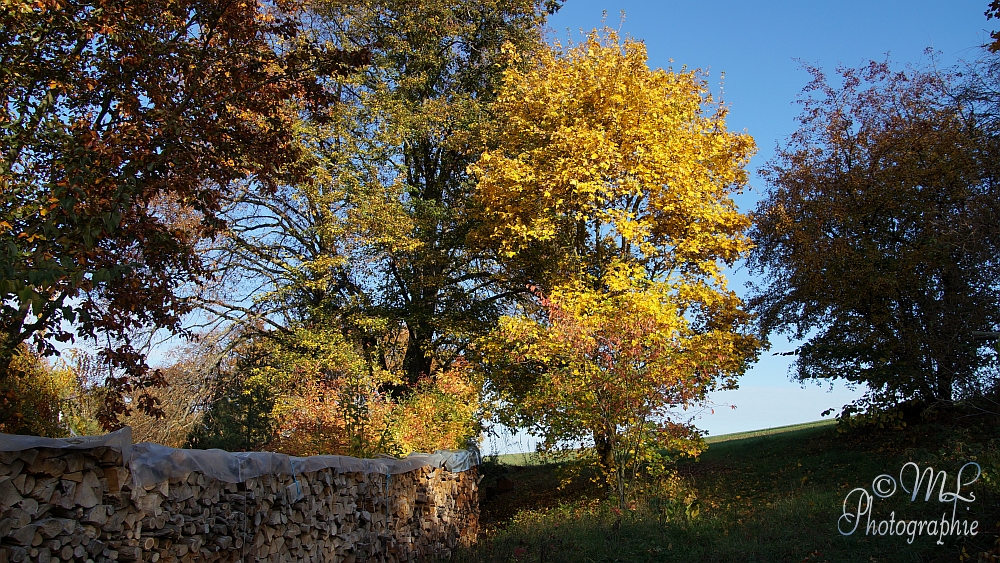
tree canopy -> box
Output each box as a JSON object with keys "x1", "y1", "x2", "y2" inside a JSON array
[
  {"x1": 473, "y1": 32, "x2": 760, "y2": 499},
  {"x1": 199, "y1": 0, "x2": 559, "y2": 384},
  {"x1": 749, "y1": 61, "x2": 1000, "y2": 409},
  {"x1": 185, "y1": 0, "x2": 561, "y2": 454},
  {"x1": 0, "y1": 0, "x2": 328, "y2": 425},
  {"x1": 470, "y1": 32, "x2": 755, "y2": 290}
]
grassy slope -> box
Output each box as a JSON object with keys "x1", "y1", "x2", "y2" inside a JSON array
[
  {"x1": 463, "y1": 418, "x2": 1000, "y2": 563},
  {"x1": 703, "y1": 419, "x2": 836, "y2": 443},
  {"x1": 488, "y1": 420, "x2": 837, "y2": 466}
]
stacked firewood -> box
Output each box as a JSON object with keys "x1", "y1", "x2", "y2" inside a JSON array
[
  {"x1": 0, "y1": 447, "x2": 130, "y2": 563},
  {"x1": 0, "y1": 446, "x2": 478, "y2": 563}
]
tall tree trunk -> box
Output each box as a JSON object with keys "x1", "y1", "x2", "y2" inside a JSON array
[{"x1": 402, "y1": 323, "x2": 433, "y2": 387}]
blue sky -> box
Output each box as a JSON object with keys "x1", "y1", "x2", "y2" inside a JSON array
[{"x1": 484, "y1": 1, "x2": 994, "y2": 452}]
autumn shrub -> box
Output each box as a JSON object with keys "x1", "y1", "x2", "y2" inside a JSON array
[
  {"x1": 120, "y1": 359, "x2": 213, "y2": 448},
  {"x1": 0, "y1": 346, "x2": 112, "y2": 438},
  {"x1": 56, "y1": 350, "x2": 109, "y2": 437},
  {"x1": 0, "y1": 346, "x2": 72, "y2": 437},
  {"x1": 480, "y1": 272, "x2": 740, "y2": 509},
  {"x1": 270, "y1": 359, "x2": 482, "y2": 458},
  {"x1": 386, "y1": 358, "x2": 482, "y2": 456},
  {"x1": 190, "y1": 326, "x2": 481, "y2": 458},
  {"x1": 266, "y1": 365, "x2": 399, "y2": 458},
  {"x1": 50, "y1": 347, "x2": 212, "y2": 442}
]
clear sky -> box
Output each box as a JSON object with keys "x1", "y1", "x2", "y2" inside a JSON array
[{"x1": 484, "y1": 1, "x2": 994, "y2": 454}]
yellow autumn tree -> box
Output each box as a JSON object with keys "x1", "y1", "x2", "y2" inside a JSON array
[{"x1": 472, "y1": 30, "x2": 760, "y2": 501}]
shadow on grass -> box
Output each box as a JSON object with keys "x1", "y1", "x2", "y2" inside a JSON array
[{"x1": 457, "y1": 419, "x2": 1000, "y2": 563}]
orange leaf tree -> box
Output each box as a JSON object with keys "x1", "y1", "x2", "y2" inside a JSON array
[{"x1": 0, "y1": 0, "x2": 335, "y2": 426}]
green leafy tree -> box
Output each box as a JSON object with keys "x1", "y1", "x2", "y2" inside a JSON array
[
  {"x1": 749, "y1": 61, "x2": 1000, "y2": 410},
  {"x1": 198, "y1": 0, "x2": 560, "y2": 390},
  {"x1": 188, "y1": 379, "x2": 278, "y2": 453},
  {"x1": 186, "y1": 337, "x2": 283, "y2": 452}
]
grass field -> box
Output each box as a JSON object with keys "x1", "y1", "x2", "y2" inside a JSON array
[
  {"x1": 460, "y1": 416, "x2": 1000, "y2": 563},
  {"x1": 489, "y1": 420, "x2": 838, "y2": 465},
  {"x1": 702, "y1": 419, "x2": 837, "y2": 443}
]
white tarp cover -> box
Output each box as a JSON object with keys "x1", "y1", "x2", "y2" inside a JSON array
[
  {"x1": 129, "y1": 443, "x2": 295, "y2": 487},
  {"x1": 290, "y1": 449, "x2": 479, "y2": 476},
  {"x1": 0, "y1": 428, "x2": 478, "y2": 488},
  {"x1": 0, "y1": 427, "x2": 132, "y2": 463},
  {"x1": 130, "y1": 445, "x2": 478, "y2": 488}
]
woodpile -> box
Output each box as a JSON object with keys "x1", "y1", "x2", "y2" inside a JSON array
[{"x1": 0, "y1": 443, "x2": 478, "y2": 563}]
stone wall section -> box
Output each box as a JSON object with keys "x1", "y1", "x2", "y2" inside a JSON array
[{"x1": 0, "y1": 444, "x2": 478, "y2": 563}]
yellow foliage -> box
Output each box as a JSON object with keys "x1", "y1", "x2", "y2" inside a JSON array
[
  {"x1": 260, "y1": 328, "x2": 480, "y2": 458},
  {"x1": 387, "y1": 358, "x2": 482, "y2": 456},
  {"x1": 470, "y1": 29, "x2": 755, "y2": 282},
  {"x1": 0, "y1": 347, "x2": 76, "y2": 437},
  {"x1": 472, "y1": 29, "x2": 760, "y2": 508},
  {"x1": 270, "y1": 361, "x2": 481, "y2": 458}
]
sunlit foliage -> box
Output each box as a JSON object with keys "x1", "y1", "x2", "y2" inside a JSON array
[
  {"x1": 190, "y1": 0, "x2": 564, "y2": 456},
  {"x1": 0, "y1": 346, "x2": 73, "y2": 436},
  {"x1": 473, "y1": 31, "x2": 760, "y2": 503}
]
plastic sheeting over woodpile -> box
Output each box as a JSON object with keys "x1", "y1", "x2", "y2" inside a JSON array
[
  {"x1": 0, "y1": 427, "x2": 133, "y2": 462},
  {"x1": 129, "y1": 443, "x2": 479, "y2": 488},
  {"x1": 0, "y1": 429, "x2": 479, "y2": 488}
]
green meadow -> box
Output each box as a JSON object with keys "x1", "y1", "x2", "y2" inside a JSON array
[{"x1": 460, "y1": 417, "x2": 1000, "y2": 562}]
